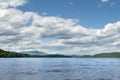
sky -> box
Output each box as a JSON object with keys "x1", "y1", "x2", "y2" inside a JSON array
[
  {"x1": 18, "y1": 0, "x2": 120, "y2": 28},
  {"x1": 0, "y1": 0, "x2": 120, "y2": 55}
]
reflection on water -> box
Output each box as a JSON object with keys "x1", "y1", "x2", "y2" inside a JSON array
[{"x1": 0, "y1": 58, "x2": 120, "y2": 80}]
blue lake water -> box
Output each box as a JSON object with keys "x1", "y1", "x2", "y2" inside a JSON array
[{"x1": 0, "y1": 58, "x2": 120, "y2": 80}]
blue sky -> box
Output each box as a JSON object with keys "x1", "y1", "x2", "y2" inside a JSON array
[
  {"x1": 18, "y1": 0, "x2": 120, "y2": 28},
  {"x1": 0, "y1": 0, "x2": 120, "y2": 55}
]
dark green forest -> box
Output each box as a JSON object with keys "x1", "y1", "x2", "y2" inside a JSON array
[{"x1": 0, "y1": 49, "x2": 30, "y2": 57}]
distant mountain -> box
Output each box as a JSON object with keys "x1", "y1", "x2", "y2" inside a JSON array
[{"x1": 22, "y1": 50, "x2": 47, "y2": 55}]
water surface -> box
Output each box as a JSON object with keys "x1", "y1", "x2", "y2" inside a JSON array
[{"x1": 0, "y1": 58, "x2": 120, "y2": 80}]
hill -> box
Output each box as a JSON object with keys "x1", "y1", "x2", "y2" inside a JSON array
[
  {"x1": 82, "y1": 52, "x2": 120, "y2": 58},
  {"x1": 0, "y1": 49, "x2": 30, "y2": 57}
]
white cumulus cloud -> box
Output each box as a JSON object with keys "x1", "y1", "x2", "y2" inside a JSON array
[
  {"x1": 101, "y1": 0, "x2": 109, "y2": 3},
  {"x1": 0, "y1": 0, "x2": 120, "y2": 55},
  {"x1": 0, "y1": 0, "x2": 26, "y2": 8}
]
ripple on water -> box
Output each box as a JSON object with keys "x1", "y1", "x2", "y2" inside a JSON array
[
  {"x1": 98, "y1": 79, "x2": 111, "y2": 80},
  {"x1": 16, "y1": 71, "x2": 38, "y2": 75},
  {"x1": 64, "y1": 79, "x2": 82, "y2": 80},
  {"x1": 46, "y1": 69, "x2": 62, "y2": 73}
]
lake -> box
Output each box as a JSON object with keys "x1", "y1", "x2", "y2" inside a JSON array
[{"x1": 0, "y1": 58, "x2": 120, "y2": 80}]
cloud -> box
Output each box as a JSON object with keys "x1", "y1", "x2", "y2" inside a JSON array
[
  {"x1": 42, "y1": 12, "x2": 47, "y2": 15},
  {"x1": 41, "y1": 22, "x2": 120, "y2": 54},
  {"x1": 101, "y1": 0, "x2": 109, "y2": 3},
  {"x1": 0, "y1": 0, "x2": 120, "y2": 55},
  {"x1": 0, "y1": 0, "x2": 26, "y2": 8}
]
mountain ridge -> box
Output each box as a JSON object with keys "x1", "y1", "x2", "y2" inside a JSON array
[{"x1": 22, "y1": 50, "x2": 47, "y2": 55}]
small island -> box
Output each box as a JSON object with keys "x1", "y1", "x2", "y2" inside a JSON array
[{"x1": 0, "y1": 49, "x2": 120, "y2": 58}]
